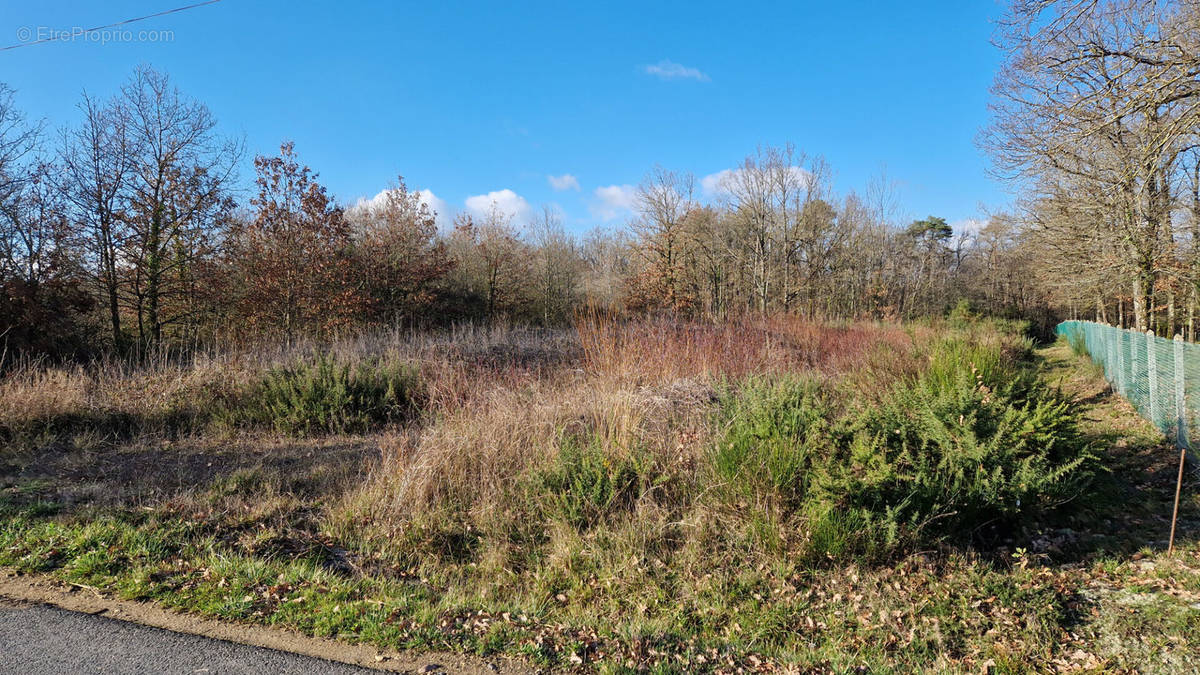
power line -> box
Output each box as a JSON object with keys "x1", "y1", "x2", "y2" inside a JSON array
[{"x1": 1, "y1": 0, "x2": 223, "y2": 52}]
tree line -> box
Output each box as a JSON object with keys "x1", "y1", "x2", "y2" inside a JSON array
[
  {"x1": 0, "y1": 65, "x2": 1052, "y2": 360},
  {"x1": 987, "y1": 0, "x2": 1200, "y2": 338}
]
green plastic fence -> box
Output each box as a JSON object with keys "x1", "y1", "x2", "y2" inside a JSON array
[{"x1": 1056, "y1": 320, "x2": 1194, "y2": 451}]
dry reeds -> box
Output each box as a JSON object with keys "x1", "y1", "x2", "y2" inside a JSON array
[
  {"x1": 576, "y1": 314, "x2": 914, "y2": 384},
  {"x1": 346, "y1": 315, "x2": 919, "y2": 541},
  {"x1": 0, "y1": 316, "x2": 921, "y2": 550}
]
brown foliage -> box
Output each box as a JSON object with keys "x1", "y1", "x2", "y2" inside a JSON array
[
  {"x1": 575, "y1": 312, "x2": 915, "y2": 385},
  {"x1": 228, "y1": 141, "x2": 366, "y2": 340},
  {"x1": 348, "y1": 177, "x2": 453, "y2": 325}
]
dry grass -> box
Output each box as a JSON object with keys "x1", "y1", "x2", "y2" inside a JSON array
[
  {"x1": 0, "y1": 317, "x2": 914, "y2": 523},
  {"x1": 0, "y1": 323, "x2": 578, "y2": 437},
  {"x1": 355, "y1": 378, "x2": 651, "y2": 533},
  {"x1": 0, "y1": 366, "x2": 92, "y2": 426},
  {"x1": 6, "y1": 319, "x2": 1185, "y2": 672},
  {"x1": 0, "y1": 315, "x2": 951, "y2": 608},
  {"x1": 576, "y1": 314, "x2": 917, "y2": 385},
  {"x1": 0, "y1": 316, "x2": 912, "y2": 433},
  {"x1": 336, "y1": 316, "x2": 925, "y2": 563},
  {"x1": 0, "y1": 359, "x2": 245, "y2": 438}
]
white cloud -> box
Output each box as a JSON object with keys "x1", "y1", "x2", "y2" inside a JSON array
[
  {"x1": 465, "y1": 188, "x2": 531, "y2": 224},
  {"x1": 700, "y1": 169, "x2": 736, "y2": 196},
  {"x1": 952, "y1": 218, "x2": 987, "y2": 237},
  {"x1": 700, "y1": 166, "x2": 814, "y2": 198},
  {"x1": 590, "y1": 184, "x2": 638, "y2": 221},
  {"x1": 547, "y1": 173, "x2": 581, "y2": 192},
  {"x1": 642, "y1": 59, "x2": 710, "y2": 82},
  {"x1": 415, "y1": 189, "x2": 448, "y2": 220},
  {"x1": 350, "y1": 187, "x2": 450, "y2": 228}
]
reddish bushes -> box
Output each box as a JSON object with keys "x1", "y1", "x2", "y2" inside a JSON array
[{"x1": 576, "y1": 314, "x2": 915, "y2": 384}]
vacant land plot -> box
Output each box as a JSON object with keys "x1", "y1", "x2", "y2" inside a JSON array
[{"x1": 1, "y1": 318, "x2": 1197, "y2": 672}]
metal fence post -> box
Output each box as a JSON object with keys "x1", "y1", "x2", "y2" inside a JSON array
[
  {"x1": 1117, "y1": 329, "x2": 1127, "y2": 396},
  {"x1": 1148, "y1": 330, "x2": 1160, "y2": 428},
  {"x1": 1107, "y1": 326, "x2": 1117, "y2": 381},
  {"x1": 1175, "y1": 334, "x2": 1189, "y2": 449}
]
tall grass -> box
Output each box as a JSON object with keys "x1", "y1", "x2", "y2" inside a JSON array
[
  {"x1": 348, "y1": 317, "x2": 916, "y2": 531},
  {"x1": 576, "y1": 314, "x2": 917, "y2": 384},
  {"x1": 0, "y1": 322, "x2": 576, "y2": 443},
  {"x1": 0, "y1": 317, "x2": 1154, "y2": 672},
  {"x1": 711, "y1": 376, "x2": 831, "y2": 507},
  {"x1": 0, "y1": 315, "x2": 1091, "y2": 566},
  {"x1": 343, "y1": 320, "x2": 1094, "y2": 576},
  {"x1": 524, "y1": 435, "x2": 651, "y2": 530}
]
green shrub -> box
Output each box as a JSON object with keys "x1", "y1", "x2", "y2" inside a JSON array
[
  {"x1": 817, "y1": 342, "x2": 1093, "y2": 556},
  {"x1": 948, "y1": 299, "x2": 977, "y2": 328},
  {"x1": 525, "y1": 436, "x2": 650, "y2": 530},
  {"x1": 709, "y1": 337, "x2": 1095, "y2": 561},
  {"x1": 922, "y1": 337, "x2": 1006, "y2": 392},
  {"x1": 1063, "y1": 332, "x2": 1090, "y2": 357},
  {"x1": 237, "y1": 355, "x2": 421, "y2": 434},
  {"x1": 712, "y1": 377, "x2": 832, "y2": 507}
]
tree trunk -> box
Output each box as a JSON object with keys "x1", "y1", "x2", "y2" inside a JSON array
[
  {"x1": 1168, "y1": 292, "x2": 1176, "y2": 338},
  {"x1": 1190, "y1": 285, "x2": 1197, "y2": 341},
  {"x1": 1133, "y1": 274, "x2": 1151, "y2": 332},
  {"x1": 146, "y1": 210, "x2": 162, "y2": 345}
]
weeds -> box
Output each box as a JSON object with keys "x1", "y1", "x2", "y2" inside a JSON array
[
  {"x1": 525, "y1": 436, "x2": 648, "y2": 530},
  {"x1": 712, "y1": 376, "x2": 831, "y2": 507},
  {"x1": 232, "y1": 355, "x2": 422, "y2": 435},
  {"x1": 1064, "y1": 330, "x2": 1091, "y2": 357},
  {"x1": 1, "y1": 318, "x2": 1181, "y2": 672}
]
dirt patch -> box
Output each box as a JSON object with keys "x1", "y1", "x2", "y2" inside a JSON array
[
  {"x1": 2, "y1": 434, "x2": 381, "y2": 511},
  {"x1": 0, "y1": 571, "x2": 531, "y2": 675}
]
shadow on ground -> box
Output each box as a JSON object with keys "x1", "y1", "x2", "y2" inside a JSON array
[
  {"x1": 0, "y1": 432, "x2": 378, "y2": 516},
  {"x1": 1034, "y1": 346, "x2": 1199, "y2": 561}
]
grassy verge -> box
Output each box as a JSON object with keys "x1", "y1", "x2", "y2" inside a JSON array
[{"x1": 2, "y1": 323, "x2": 1198, "y2": 672}]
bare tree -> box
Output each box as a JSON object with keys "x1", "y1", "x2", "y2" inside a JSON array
[
  {"x1": 119, "y1": 66, "x2": 240, "y2": 345},
  {"x1": 59, "y1": 92, "x2": 133, "y2": 348},
  {"x1": 0, "y1": 84, "x2": 41, "y2": 205},
  {"x1": 986, "y1": 0, "x2": 1200, "y2": 331},
  {"x1": 631, "y1": 166, "x2": 696, "y2": 312},
  {"x1": 528, "y1": 206, "x2": 582, "y2": 324},
  {"x1": 447, "y1": 204, "x2": 527, "y2": 320},
  {"x1": 579, "y1": 226, "x2": 634, "y2": 312},
  {"x1": 0, "y1": 92, "x2": 93, "y2": 357}
]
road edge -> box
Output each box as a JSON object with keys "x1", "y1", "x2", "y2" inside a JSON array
[{"x1": 0, "y1": 570, "x2": 528, "y2": 674}]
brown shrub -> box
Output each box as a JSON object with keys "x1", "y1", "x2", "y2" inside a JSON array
[
  {"x1": 576, "y1": 314, "x2": 916, "y2": 384},
  {"x1": 341, "y1": 316, "x2": 924, "y2": 553}
]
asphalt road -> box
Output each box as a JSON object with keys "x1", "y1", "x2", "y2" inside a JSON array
[{"x1": 0, "y1": 600, "x2": 375, "y2": 674}]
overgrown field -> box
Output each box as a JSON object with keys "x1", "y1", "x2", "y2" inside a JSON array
[{"x1": 1, "y1": 317, "x2": 1198, "y2": 672}]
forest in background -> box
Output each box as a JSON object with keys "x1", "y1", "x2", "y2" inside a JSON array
[
  {"x1": 987, "y1": 0, "x2": 1200, "y2": 337},
  {"x1": 0, "y1": 68, "x2": 1042, "y2": 362},
  {"x1": 2, "y1": 3, "x2": 1200, "y2": 671},
  {"x1": 4, "y1": 0, "x2": 1200, "y2": 361}
]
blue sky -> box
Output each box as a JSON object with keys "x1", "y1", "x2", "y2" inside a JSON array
[{"x1": 2, "y1": 0, "x2": 1008, "y2": 233}]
